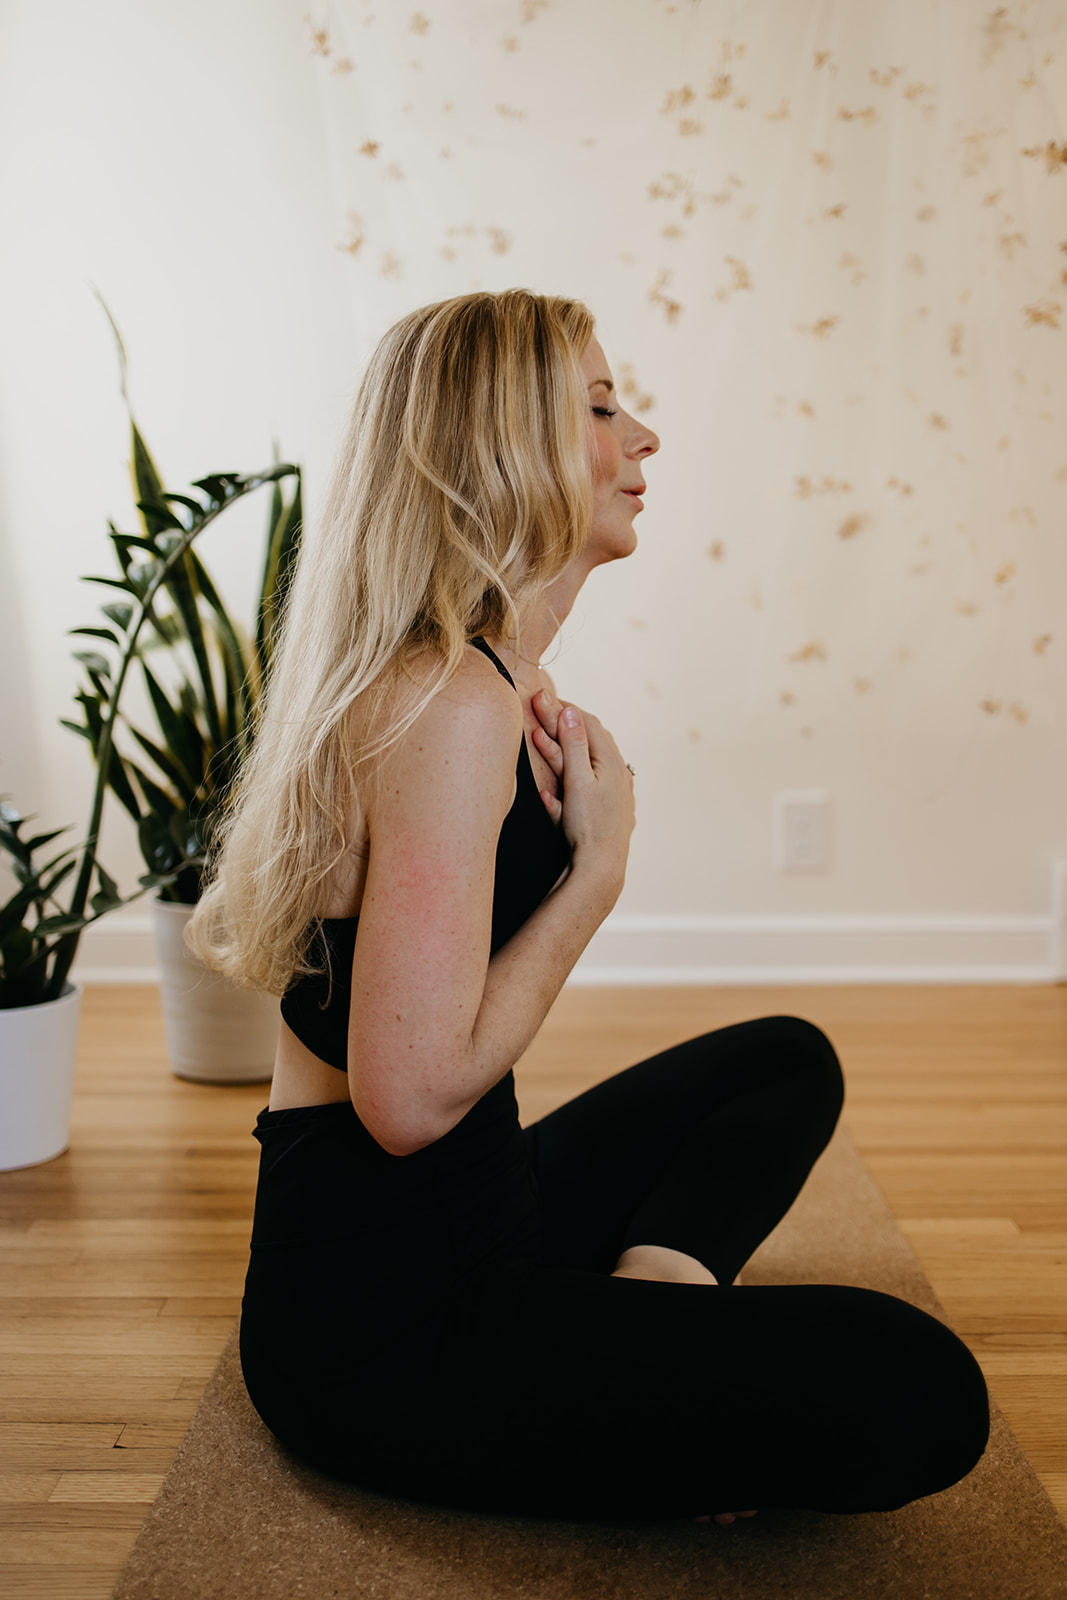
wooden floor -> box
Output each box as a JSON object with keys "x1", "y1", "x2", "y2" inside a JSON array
[{"x1": 1, "y1": 984, "x2": 1065, "y2": 1598}]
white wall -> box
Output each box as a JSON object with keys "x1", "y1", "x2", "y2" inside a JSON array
[
  {"x1": 1, "y1": 0, "x2": 1065, "y2": 983},
  {"x1": 0, "y1": 0, "x2": 356, "y2": 933}
]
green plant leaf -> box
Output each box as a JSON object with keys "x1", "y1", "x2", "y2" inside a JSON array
[
  {"x1": 140, "y1": 662, "x2": 204, "y2": 787},
  {"x1": 137, "y1": 868, "x2": 182, "y2": 892},
  {"x1": 110, "y1": 532, "x2": 162, "y2": 566},
  {"x1": 24, "y1": 827, "x2": 70, "y2": 855},
  {"x1": 136, "y1": 500, "x2": 185, "y2": 533},
  {"x1": 80, "y1": 573, "x2": 141, "y2": 596},
  {"x1": 1, "y1": 925, "x2": 34, "y2": 971},
  {"x1": 195, "y1": 563, "x2": 251, "y2": 752},
  {"x1": 73, "y1": 650, "x2": 112, "y2": 677},
  {"x1": 127, "y1": 727, "x2": 197, "y2": 803},
  {"x1": 158, "y1": 543, "x2": 224, "y2": 753},
  {"x1": 34, "y1": 857, "x2": 79, "y2": 910},
  {"x1": 137, "y1": 813, "x2": 182, "y2": 876},
  {"x1": 63, "y1": 693, "x2": 143, "y2": 821},
  {"x1": 72, "y1": 690, "x2": 105, "y2": 740},
  {"x1": 131, "y1": 420, "x2": 169, "y2": 540},
  {"x1": 191, "y1": 473, "x2": 239, "y2": 503},
  {"x1": 70, "y1": 626, "x2": 120, "y2": 647},
  {"x1": 257, "y1": 468, "x2": 302, "y2": 687},
  {"x1": 0, "y1": 885, "x2": 41, "y2": 945},
  {"x1": 94, "y1": 862, "x2": 120, "y2": 904},
  {"x1": 105, "y1": 751, "x2": 142, "y2": 823},
  {"x1": 163, "y1": 492, "x2": 207, "y2": 517},
  {"x1": 136, "y1": 608, "x2": 183, "y2": 650},
  {"x1": 129, "y1": 760, "x2": 186, "y2": 822},
  {"x1": 102, "y1": 601, "x2": 135, "y2": 631},
  {"x1": 168, "y1": 808, "x2": 206, "y2": 862},
  {"x1": 127, "y1": 559, "x2": 161, "y2": 595},
  {"x1": 34, "y1": 910, "x2": 93, "y2": 938}
]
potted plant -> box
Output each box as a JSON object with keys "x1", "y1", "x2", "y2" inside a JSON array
[
  {"x1": 64, "y1": 323, "x2": 301, "y2": 1082},
  {"x1": 0, "y1": 803, "x2": 132, "y2": 1168}
]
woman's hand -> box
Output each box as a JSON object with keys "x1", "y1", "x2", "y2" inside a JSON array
[{"x1": 532, "y1": 689, "x2": 634, "y2": 894}]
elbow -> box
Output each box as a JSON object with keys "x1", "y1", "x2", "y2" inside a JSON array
[
  {"x1": 350, "y1": 1083, "x2": 459, "y2": 1159},
  {"x1": 370, "y1": 1125, "x2": 441, "y2": 1159}
]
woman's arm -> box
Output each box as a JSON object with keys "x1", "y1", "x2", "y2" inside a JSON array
[{"x1": 347, "y1": 655, "x2": 633, "y2": 1156}]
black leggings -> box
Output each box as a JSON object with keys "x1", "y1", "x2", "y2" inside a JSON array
[
  {"x1": 247, "y1": 1017, "x2": 990, "y2": 1520},
  {"x1": 401, "y1": 1018, "x2": 987, "y2": 1518}
]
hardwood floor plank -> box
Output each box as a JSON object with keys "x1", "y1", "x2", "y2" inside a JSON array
[
  {"x1": 1043, "y1": 1474, "x2": 1067, "y2": 1519},
  {"x1": 0, "y1": 1565, "x2": 117, "y2": 1598},
  {"x1": 0, "y1": 1428, "x2": 123, "y2": 1451},
  {"x1": 0, "y1": 1451, "x2": 178, "y2": 1475},
  {"x1": 0, "y1": 1505, "x2": 151, "y2": 1528},
  {"x1": 0, "y1": 1399, "x2": 198, "y2": 1427},
  {"x1": 48, "y1": 1474, "x2": 164, "y2": 1504},
  {"x1": 0, "y1": 1529, "x2": 138, "y2": 1563},
  {"x1": 0, "y1": 1478, "x2": 60, "y2": 1504}
]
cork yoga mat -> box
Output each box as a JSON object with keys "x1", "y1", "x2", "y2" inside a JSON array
[{"x1": 112, "y1": 1128, "x2": 1067, "y2": 1600}]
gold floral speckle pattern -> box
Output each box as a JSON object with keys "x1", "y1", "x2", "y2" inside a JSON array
[{"x1": 309, "y1": 0, "x2": 1066, "y2": 755}]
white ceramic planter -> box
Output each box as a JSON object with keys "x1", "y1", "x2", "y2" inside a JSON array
[
  {"x1": 0, "y1": 982, "x2": 82, "y2": 1170},
  {"x1": 152, "y1": 898, "x2": 277, "y2": 1084}
]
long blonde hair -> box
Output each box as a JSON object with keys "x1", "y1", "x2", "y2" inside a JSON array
[{"x1": 187, "y1": 288, "x2": 594, "y2": 993}]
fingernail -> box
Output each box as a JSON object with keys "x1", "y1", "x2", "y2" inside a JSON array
[{"x1": 562, "y1": 706, "x2": 579, "y2": 728}]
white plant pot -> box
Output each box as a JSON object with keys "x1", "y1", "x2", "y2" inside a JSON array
[
  {"x1": 0, "y1": 982, "x2": 82, "y2": 1170},
  {"x1": 152, "y1": 898, "x2": 277, "y2": 1084}
]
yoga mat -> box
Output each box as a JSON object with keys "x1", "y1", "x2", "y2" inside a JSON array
[{"x1": 111, "y1": 1128, "x2": 1067, "y2": 1600}]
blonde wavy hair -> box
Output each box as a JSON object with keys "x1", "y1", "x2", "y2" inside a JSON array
[{"x1": 186, "y1": 288, "x2": 595, "y2": 994}]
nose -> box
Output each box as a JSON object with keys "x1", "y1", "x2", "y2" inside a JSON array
[{"x1": 626, "y1": 414, "x2": 660, "y2": 459}]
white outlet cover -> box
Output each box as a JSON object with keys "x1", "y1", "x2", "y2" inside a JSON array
[{"x1": 773, "y1": 790, "x2": 832, "y2": 873}]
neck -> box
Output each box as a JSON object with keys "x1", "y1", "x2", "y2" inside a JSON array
[{"x1": 487, "y1": 552, "x2": 598, "y2": 672}]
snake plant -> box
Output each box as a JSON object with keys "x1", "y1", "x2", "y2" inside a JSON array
[
  {"x1": 1, "y1": 457, "x2": 297, "y2": 1007},
  {"x1": 63, "y1": 433, "x2": 302, "y2": 908}
]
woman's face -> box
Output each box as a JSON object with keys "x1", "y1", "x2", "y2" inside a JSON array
[{"x1": 580, "y1": 337, "x2": 660, "y2": 564}]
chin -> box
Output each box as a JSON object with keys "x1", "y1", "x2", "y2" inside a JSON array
[{"x1": 588, "y1": 525, "x2": 639, "y2": 565}]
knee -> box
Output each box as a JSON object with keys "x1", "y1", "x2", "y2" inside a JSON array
[
  {"x1": 764, "y1": 1015, "x2": 845, "y2": 1117},
  {"x1": 906, "y1": 1306, "x2": 990, "y2": 1496},
  {"x1": 856, "y1": 1294, "x2": 990, "y2": 1508}
]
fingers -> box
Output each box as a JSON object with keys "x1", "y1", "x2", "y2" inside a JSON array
[
  {"x1": 556, "y1": 702, "x2": 588, "y2": 753},
  {"x1": 533, "y1": 694, "x2": 615, "y2": 777},
  {"x1": 534, "y1": 699, "x2": 588, "y2": 821},
  {"x1": 531, "y1": 687, "x2": 561, "y2": 741},
  {"x1": 539, "y1": 788, "x2": 563, "y2": 824},
  {"x1": 578, "y1": 708, "x2": 626, "y2": 777},
  {"x1": 531, "y1": 722, "x2": 564, "y2": 780}
]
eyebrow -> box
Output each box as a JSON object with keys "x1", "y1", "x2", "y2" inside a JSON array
[{"x1": 588, "y1": 376, "x2": 615, "y2": 393}]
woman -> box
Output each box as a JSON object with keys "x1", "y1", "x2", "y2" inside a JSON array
[{"x1": 189, "y1": 289, "x2": 988, "y2": 1522}]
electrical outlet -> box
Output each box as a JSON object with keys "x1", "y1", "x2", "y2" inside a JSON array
[{"x1": 774, "y1": 790, "x2": 831, "y2": 873}]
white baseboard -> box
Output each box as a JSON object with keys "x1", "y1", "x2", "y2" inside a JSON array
[
  {"x1": 75, "y1": 906, "x2": 1060, "y2": 988},
  {"x1": 1052, "y1": 862, "x2": 1067, "y2": 983},
  {"x1": 73, "y1": 911, "x2": 158, "y2": 985},
  {"x1": 570, "y1": 911, "x2": 1054, "y2": 984}
]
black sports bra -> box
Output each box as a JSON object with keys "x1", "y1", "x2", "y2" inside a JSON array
[{"x1": 279, "y1": 638, "x2": 572, "y2": 1072}]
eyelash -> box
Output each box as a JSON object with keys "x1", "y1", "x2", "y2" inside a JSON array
[{"x1": 592, "y1": 405, "x2": 617, "y2": 419}]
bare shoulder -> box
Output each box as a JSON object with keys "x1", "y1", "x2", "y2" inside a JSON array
[
  {"x1": 396, "y1": 641, "x2": 520, "y2": 748},
  {"x1": 364, "y1": 643, "x2": 522, "y2": 820}
]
